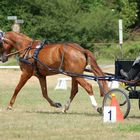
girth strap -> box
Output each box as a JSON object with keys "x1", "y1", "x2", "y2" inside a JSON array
[
  {"x1": 33, "y1": 39, "x2": 48, "y2": 76},
  {"x1": 19, "y1": 57, "x2": 34, "y2": 66}
]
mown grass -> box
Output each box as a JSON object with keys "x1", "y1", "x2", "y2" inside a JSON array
[
  {"x1": 0, "y1": 70, "x2": 140, "y2": 140},
  {"x1": 118, "y1": 124, "x2": 140, "y2": 132}
]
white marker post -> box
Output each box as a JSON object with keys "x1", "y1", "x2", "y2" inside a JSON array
[
  {"x1": 16, "y1": 19, "x2": 24, "y2": 24},
  {"x1": 55, "y1": 78, "x2": 71, "y2": 90},
  {"x1": 119, "y1": 19, "x2": 123, "y2": 48},
  {"x1": 7, "y1": 16, "x2": 24, "y2": 33},
  {"x1": 7, "y1": 16, "x2": 17, "y2": 20},
  {"x1": 13, "y1": 19, "x2": 24, "y2": 33}
]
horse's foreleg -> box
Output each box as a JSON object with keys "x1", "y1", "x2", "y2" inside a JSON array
[
  {"x1": 75, "y1": 77, "x2": 102, "y2": 113},
  {"x1": 62, "y1": 77, "x2": 78, "y2": 113},
  {"x1": 7, "y1": 72, "x2": 31, "y2": 110},
  {"x1": 38, "y1": 77, "x2": 62, "y2": 108}
]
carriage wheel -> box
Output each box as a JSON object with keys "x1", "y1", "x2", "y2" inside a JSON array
[{"x1": 102, "y1": 88, "x2": 131, "y2": 119}]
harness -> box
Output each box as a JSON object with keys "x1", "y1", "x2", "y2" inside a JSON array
[
  {"x1": 32, "y1": 39, "x2": 48, "y2": 76},
  {"x1": 18, "y1": 42, "x2": 34, "y2": 65},
  {"x1": 0, "y1": 31, "x2": 66, "y2": 77},
  {"x1": 18, "y1": 39, "x2": 65, "y2": 77}
]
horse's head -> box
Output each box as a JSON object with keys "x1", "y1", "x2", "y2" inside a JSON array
[
  {"x1": 0, "y1": 31, "x2": 9, "y2": 63},
  {"x1": 0, "y1": 31, "x2": 32, "y2": 63}
]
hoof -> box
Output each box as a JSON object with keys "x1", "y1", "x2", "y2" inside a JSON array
[
  {"x1": 7, "y1": 106, "x2": 12, "y2": 110},
  {"x1": 55, "y1": 103, "x2": 62, "y2": 108},
  {"x1": 62, "y1": 108, "x2": 67, "y2": 113},
  {"x1": 97, "y1": 107, "x2": 103, "y2": 114}
]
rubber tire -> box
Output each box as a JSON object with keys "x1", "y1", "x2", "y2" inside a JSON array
[{"x1": 102, "y1": 88, "x2": 131, "y2": 119}]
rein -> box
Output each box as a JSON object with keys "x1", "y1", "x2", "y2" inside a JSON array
[
  {"x1": 5, "y1": 40, "x2": 34, "y2": 57},
  {"x1": 6, "y1": 47, "x2": 30, "y2": 57}
]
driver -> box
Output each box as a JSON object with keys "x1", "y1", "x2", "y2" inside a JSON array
[{"x1": 120, "y1": 55, "x2": 140, "y2": 80}]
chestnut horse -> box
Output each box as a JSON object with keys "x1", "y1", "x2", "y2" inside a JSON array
[{"x1": 0, "y1": 31, "x2": 109, "y2": 113}]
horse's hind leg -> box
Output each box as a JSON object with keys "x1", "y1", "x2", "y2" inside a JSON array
[
  {"x1": 7, "y1": 72, "x2": 31, "y2": 110},
  {"x1": 38, "y1": 76, "x2": 62, "y2": 108},
  {"x1": 75, "y1": 77, "x2": 100, "y2": 111},
  {"x1": 62, "y1": 77, "x2": 78, "y2": 112},
  {"x1": 91, "y1": 63, "x2": 109, "y2": 96}
]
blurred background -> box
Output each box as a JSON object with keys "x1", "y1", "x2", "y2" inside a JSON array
[{"x1": 0, "y1": 0, "x2": 140, "y2": 61}]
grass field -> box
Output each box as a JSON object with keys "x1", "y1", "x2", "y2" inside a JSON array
[{"x1": 0, "y1": 69, "x2": 140, "y2": 140}]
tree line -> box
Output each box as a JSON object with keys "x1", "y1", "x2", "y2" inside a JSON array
[{"x1": 0, "y1": 0, "x2": 140, "y2": 50}]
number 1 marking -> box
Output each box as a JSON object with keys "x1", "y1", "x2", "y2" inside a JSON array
[{"x1": 108, "y1": 110, "x2": 112, "y2": 120}]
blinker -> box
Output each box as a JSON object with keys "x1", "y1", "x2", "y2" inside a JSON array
[{"x1": 0, "y1": 31, "x2": 4, "y2": 43}]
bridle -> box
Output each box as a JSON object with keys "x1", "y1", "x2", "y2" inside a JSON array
[
  {"x1": 0, "y1": 31, "x2": 6, "y2": 53},
  {"x1": 0, "y1": 31, "x2": 34, "y2": 58},
  {"x1": 0, "y1": 31, "x2": 4, "y2": 49}
]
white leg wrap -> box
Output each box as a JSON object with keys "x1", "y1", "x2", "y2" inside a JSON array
[{"x1": 89, "y1": 95, "x2": 98, "y2": 108}]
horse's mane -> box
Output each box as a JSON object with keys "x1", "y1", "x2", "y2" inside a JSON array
[{"x1": 13, "y1": 32, "x2": 32, "y2": 41}]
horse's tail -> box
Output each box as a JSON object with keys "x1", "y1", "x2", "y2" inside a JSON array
[{"x1": 84, "y1": 50, "x2": 109, "y2": 96}]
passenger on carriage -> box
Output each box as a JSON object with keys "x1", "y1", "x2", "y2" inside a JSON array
[{"x1": 120, "y1": 55, "x2": 140, "y2": 81}]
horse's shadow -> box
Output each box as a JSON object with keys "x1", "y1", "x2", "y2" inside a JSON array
[
  {"x1": 26, "y1": 110, "x2": 140, "y2": 119},
  {"x1": 128, "y1": 115, "x2": 140, "y2": 119},
  {"x1": 26, "y1": 110, "x2": 100, "y2": 117}
]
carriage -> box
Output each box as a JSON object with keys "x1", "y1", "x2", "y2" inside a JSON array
[
  {"x1": 74, "y1": 59, "x2": 140, "y2": 119},
  {"x1": 103, "y1": 59, "x2": 140, "y2": 119},
  {"x1": 0, "y1": 31, "x2": 139, "y2": 119}
]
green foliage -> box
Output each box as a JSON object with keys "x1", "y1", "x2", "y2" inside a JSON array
[
  {"x1": 103, "y1": 0, "x2": 138, "y2": 27},
  {"x1": 121, "y1": 43, "x2": 140, "y2": 59},
  {"x1": 93, "y1": 44, "x2": 122, "y2": 61},
  {"x1": 116, "y1": 0, "x2": 138, "y2": 27},
  {"x1": 0, "y1": 0, "x2": 140, "y2": 51},
  {"x1": 132, "y1": 0, "x2": 140, "y2": 26},
  {"x1": 77, "y1": 6, "x2": 118, "y2": 44},
  {"x1": 92, "y1": 41, "x2": 140, "y2": 62}
]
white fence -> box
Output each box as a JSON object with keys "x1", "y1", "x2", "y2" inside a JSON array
[
  {"x1": 0, "y1": 66, "x2": 20, "y2": 69},
  {"x1": 0, "y1": 65, "x2": 113, "y2": 69}
]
